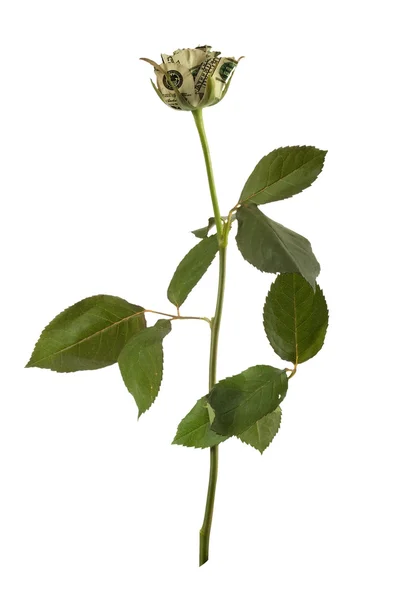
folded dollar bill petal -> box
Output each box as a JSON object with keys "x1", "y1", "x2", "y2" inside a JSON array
[
  {"x1": 155, "y1": 62, "x2": 201, "y2": 110},
  {"x1": 140, "y1": 45, "x2": 241, "y2": 111},
  {"x1": 164, "y1": 48, "x2": 207, "y2": 73}
]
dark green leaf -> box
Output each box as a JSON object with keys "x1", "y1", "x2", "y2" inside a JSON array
[
  {"x1": 236, "y1": 204, "x2": 320, "y2": 289},
  {"x1": 192, "y1": 217, "x2": 216, "y2": 239},
  {"x1": 172, "y1": 397, "x2": 229, "y2": 448},
  {"x1": 167, "y1": 234, "x2": 219, "y2": 308},
  {"x1": 239, "y1": 146, "x2": 327, "y2": 206},
  {"x1": 118, "y1": 319, "x2": 171, "y2": 416},
  {"x1": 209, "y1": 365, "x2": 288, "y2": 436},
  {"x1": 26, "y1": 295, "x2": 146, "y2": 372},
  {"x1": 263, "y1": 273, "x2": 328, "y2": 364},
  {"x1": 237, "y1": 407, "x2": 282, "y2": 454}
]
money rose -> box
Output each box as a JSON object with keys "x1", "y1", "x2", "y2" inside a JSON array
[{"x1": 141, "y1": 45, "x2": 241, "y2": 111}]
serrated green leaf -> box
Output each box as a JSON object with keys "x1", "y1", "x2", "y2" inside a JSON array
[
  {"x1": 191, "y1": 217, "x2": 216, "y2": 239},
  {"x1": 172, "y1": 397, "x2": 229, "y2": 448},
  {"x1": 26, "y1": 295, "x2": 146, "y2": 372},
  {"x1": 167, "y1": 234, "x2": 219, "y2": 308},
  {"x1": 118, "y1": 319, "x2": 171, "y2": 416},
  {"x1": 263, "y1": 273, "x2": 328, "y2": 364},
  {"x1": 209, "y1": 365, "x2": 288, "y2": 436},
  {"x1": 237, "y1": 407, "x2": 282, "y2": 454},
  {"x1": 239, "y1": 146, "x2": 327, "y2": 206},
  {"x1": 236, "y1": 204, "x2": 320, "y2": 289}
]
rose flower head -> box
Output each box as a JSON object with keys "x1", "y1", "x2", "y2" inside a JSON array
[{"x1": 141, "y1": 45, "x2": 241, "y2": 111}]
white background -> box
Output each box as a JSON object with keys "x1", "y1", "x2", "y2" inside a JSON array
[{"x1": 1, "y1": 0, "x2": 399, "y2": 598}]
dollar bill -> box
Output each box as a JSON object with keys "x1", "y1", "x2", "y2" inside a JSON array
[
  {"x1": 155, "y1": 62, "x2": 200, "y2": 109},
  {"x1": 157, "y1": 48, "x2": 238, "y2": 108},
  {"x1": 194, "y1": 56, "x2": 238, "y2": 97},
  {"x1": 210, "y1": 56, "x2": 238, "y2": 97},
  {"x1": 161, "y1": 46, "x2": 220, "y2": 76}
]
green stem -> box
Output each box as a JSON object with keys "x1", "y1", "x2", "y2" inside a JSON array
[
  {"x1": 193, "y1": 109, "x2": 229, "y2": 566},
  {"x1": 192, "y1": 110, "x2": 223, "y2": 241}
]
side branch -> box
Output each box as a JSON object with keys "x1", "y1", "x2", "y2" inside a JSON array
[{"x1": 144, "y1": 308, "x2": 211, "y2": 325}]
